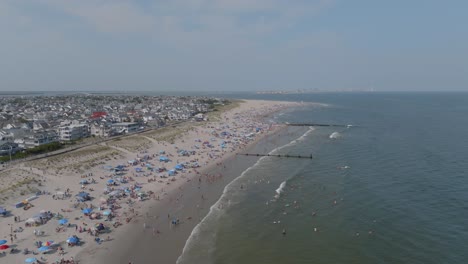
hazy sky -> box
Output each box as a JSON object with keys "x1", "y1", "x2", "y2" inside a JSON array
[{"x1": 1, "y1": 0, "x2": 467, "y2": 92}]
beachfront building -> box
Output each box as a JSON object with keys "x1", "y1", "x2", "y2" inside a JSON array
[
  {"x1": 15, "y1": 130, "x2": 59, "y2": 149},
  {"x1": 111, "y1": 122, "x2": 140, "y2": 134},
  {"x1": 0, "y1": 142, "x2": 21, "y2": 156},
  {"x1": 59, "y1": 121, "x2": 90, "y2": 141},
  {"x1": 90, "y1": 122, "x2": 117, "y2": 138}
]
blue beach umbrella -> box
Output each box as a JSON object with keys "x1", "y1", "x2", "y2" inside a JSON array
[
  {"x1": 67, "y1": 236, "x2": 79, "y2": 244},
  {"x1": 0, "y1": 240, "x2": 7, "y2": 245},
  {"x1": 58, "y1": 219, "x2": 68, "y2": 225},
  {"x1": 107, "y1": 179, "x2": 114, "y2": 184},
  {"x1": 38, "y1": 246, "x2": 50, "y2": 252},
  {"x1": 82, "y1": 208, "x2": 93, "y2": 214},
  {"x1": 25, "y1": 257, "x2": 37, "y2": 263}
]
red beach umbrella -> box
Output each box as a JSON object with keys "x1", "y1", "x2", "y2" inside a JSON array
[{"x1": 0, "y1": 244, "x2": 9, "y2": 250}]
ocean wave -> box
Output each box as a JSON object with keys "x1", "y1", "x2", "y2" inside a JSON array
[
  {"x1": 329, "y1": 131, "x2": 341, "y2": 139},
  {"x1": 273, "y1": 127, "x2": 315, "y2": 150},
  {"x1": 177, "y1": 128, "x2": 315, "y2": 263},
  {"x1": 274, "y1": 181, "x2": 287, "y2": 199}
]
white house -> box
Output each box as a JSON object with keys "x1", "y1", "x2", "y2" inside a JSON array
[{"x1": 59, "y1": 121, "x2": 90, "y2": 141}]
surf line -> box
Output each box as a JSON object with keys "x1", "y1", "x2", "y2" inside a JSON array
[{"x1": 236, "y1": 153, "x2": 313, "y2": 159}]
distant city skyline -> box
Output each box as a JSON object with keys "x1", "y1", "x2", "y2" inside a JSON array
[{"x1": 1, "y1": 0, "x2": 467, "y2": 92}]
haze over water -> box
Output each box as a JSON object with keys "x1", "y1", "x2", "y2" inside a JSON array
[{"x1": 178, "y1": 92, "x2": 468, "y2": 264}]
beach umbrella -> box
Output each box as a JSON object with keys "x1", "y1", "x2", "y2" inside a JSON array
[
  {"x1": 25, "y1": 257, "x2": 37, "y2": 263},
  {"x1": 38, "y1": 246, "x2": 50, "y2": 252},
  {"x1": 0, "y1": 244, "x2": 10, "y2": 250},
  {"x1": 44, "y1": 241, "x2": 54, "y2": 246},
  {"x1": 58, "y1": 219, "x2": 68, "y2": 225},
  {"x1": 107, "y1": 179, "x2": 114, "y2": 184},
  {"x1": 0, "y1": 240, "x2": 7, "y2": 245},
  {"x1": 102, "y1": 210, "x2": 112, "y2": 216},
  {"x1": 67, "y1": 236, "x2": 79, "y2": 244},
  {"x1": 76, "y1": 192, "x2": 90, "y2": 198},
  {"x1": 82, "y1": 208, "x2": 93, "y2": 214}
]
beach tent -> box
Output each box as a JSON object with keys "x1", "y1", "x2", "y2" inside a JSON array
[
  {"x1": 82, "y1": 208, "x2": 93, "y2": 214},
  {"x1": 67, "y1": 236, "x2": 79, "y2": 245},
  {"x1": 108, "y1": 190, "x2": 122, "y2": 197},
  {"x1": 95, "y1": 223, "x2": 105, "y2": 231},
  {"x1": 55, "y1": 191, "x2": 65, "y2": 199},
  {"x1": 159, "y1": 150, "x2": 165, "y2": 154},
  {"x1": 174, "y1": 164, "x2": 183, "y2": 170},
  {"x1": 0, "y1": 245, "x2": 10, "y2": 250},
  {"x1": 34, "y1": 212, "x2": 48, "y2": 219},
  {"x1": 102, "y1": 210, "x2": 112, "y2": 216},
  {"x1": 76, "y1": 192, "x2": 91, "y2": 201},
  {"x1": 159, "y1": 156, "x2": 170, "y2": 162},
  {"x1": 0, "y1": 207, "x2": 6, "y2": 216},
  {"x1": 0, "y1": 240, "x2": 7, "y2": 245},
  {"x1": 25, "y1": 257, "x2": 38, "y2": 263},
  {"x1": 135, "y1": 167, "x2": 143, "y2": 172},
  {"x1": 118, "y1": 178, "x2": 128, "y2": 183},
  {"x1": 79, "y1": 179, "x2": 88, "y2": 185},
  {"x1": 107, "y1": 179, "x2": 115, "y2": 185},
  {"x1": 15, "y1": 201, "x2": 26, "y2": 208},
  {"x1": 38, "y1": 246, "x2": 50, "y2": 252},
  {"x1": 26, "y1": 217, "x2": 41, "y2": 225},
  {"x1": 43, "y1": 241, "x2": 54, "y2": 247},
  {"x1": 58, "y1": 219, "x2": 68, "y2": 225},
  {"x1": 168, "y1": 169, "x2": 176, "y2": 176}
]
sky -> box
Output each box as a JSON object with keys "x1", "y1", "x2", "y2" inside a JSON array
[{"x1": 1, "y1": 0, "x2": 467, "y2": 92}]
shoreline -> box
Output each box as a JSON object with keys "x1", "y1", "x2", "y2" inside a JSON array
[
  {"x1": 83, "y1": 125, "x2": 308, "y2": 264},
  {"x1": 0, "y1": 99, "x2": 302, "y2": 264}
]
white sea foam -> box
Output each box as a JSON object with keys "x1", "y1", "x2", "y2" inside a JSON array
[
  {"x1": 177, "y1": 128, "x2": 315, "y2": 263},
  {"x1": 272, "y1": 127, "x2": 315, "y2": 151},
  {"x1": 276, "y1": 181, "x2": 286, "y2": 195},
  {"x1": 274, "y1": 181, "x2": 287, "y2": 199},
  {"x1": 329, "y1": 131, "x2": 340, "y2": 139}
]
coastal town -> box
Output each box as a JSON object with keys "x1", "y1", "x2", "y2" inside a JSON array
[
  {"x1": 0, "y1": 95, "x2": 220, "y2": 160},
  {"x1": 0, "y1": 95, "x2": 296, "y2": 264}
]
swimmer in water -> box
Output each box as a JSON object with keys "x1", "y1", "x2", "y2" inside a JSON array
[{"x1": 282, "y1": 229, "x2": 286, "y2": 235}]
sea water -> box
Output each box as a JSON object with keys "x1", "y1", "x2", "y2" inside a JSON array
[{"x1": 177, "y1": 92, "x2": 468, "y2": 264}]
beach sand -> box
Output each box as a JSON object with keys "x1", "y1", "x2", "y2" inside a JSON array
[{"x1": 0, "y1": 100, "x2": 300, "y2": 264}]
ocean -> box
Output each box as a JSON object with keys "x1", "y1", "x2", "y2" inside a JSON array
[{"x1": 177, "y1": 92, "x2": 468, "y2": 264}]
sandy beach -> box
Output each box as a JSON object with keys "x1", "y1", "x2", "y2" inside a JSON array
[{"x1": 0, "y1": 99, "x2": 300, "y2": 264}]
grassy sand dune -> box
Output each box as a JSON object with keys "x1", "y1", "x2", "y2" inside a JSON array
[
  {"x1": 0, "y1": 169, "x2": 42, "y2": 202},
  {"x1": 29, "y1": 145, "x2": 124, "y2": 174},
  {"x1": 107, "y1": 135, "x2": 153, "y2": 153}
]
